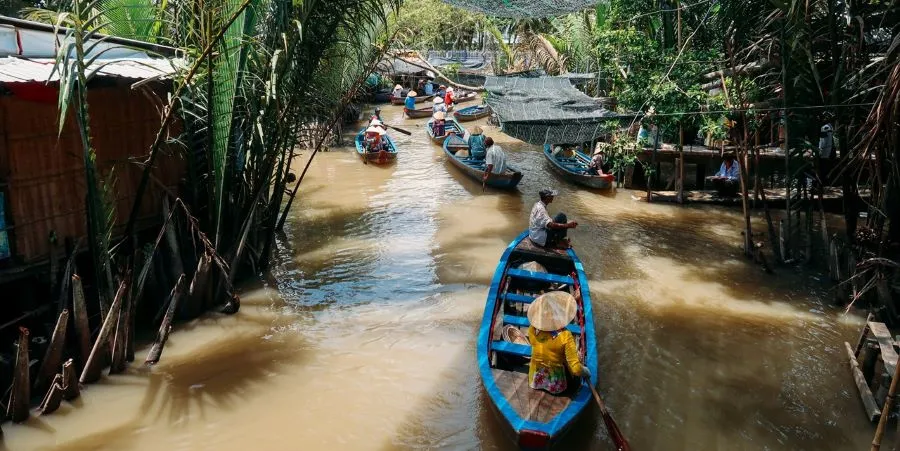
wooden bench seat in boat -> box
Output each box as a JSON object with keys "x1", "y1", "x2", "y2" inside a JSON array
[
  {"x1": 506, "y1": 268, "x2": 574, "y2": 285},
  {"x1": 503, "y1": 314, "x2": 582, "y2": 335},
  {"x1": 503, "y1": 293, "x2": 537, "y2": 304}
]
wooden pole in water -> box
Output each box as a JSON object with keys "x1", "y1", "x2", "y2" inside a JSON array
[
  {"x1": 7, "y1": 327, "x2": 30, "y2": 422},
  {"x1": 146, "y1": 274, "x2": 186, "y2": 365},
  {"x1": 34, "y1": 309, "x2": 69, "y2": 393},
  {"x1": 871, "y1": 355, "x2": 900, "y2": 451},
  {"x1": 72, "y1": 274, "x2": 92, "y2": 371},
  {"x1": 62, "y1": 359, "x2": 79, "y2": 400},
  {"x1": 80, "y1": 281, "x2": 126, "y2": 384},
  {"x1": 38, "y1": 374, "x2": 65, "y2": 415}
]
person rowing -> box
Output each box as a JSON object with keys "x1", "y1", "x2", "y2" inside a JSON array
[
  {"x1": 404, "y1": 90, "x2": 418, "y2": 113},
  {"x1": 526, "y1": 291, "x2": 591, "y2": 395},
  {"x1": 529, "y1": 188, "x2": 577, "y2": 249}
]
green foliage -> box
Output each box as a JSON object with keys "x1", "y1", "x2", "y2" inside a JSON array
[{"x1": 393, "y1": 0, "x2": 482, "y2": 50}]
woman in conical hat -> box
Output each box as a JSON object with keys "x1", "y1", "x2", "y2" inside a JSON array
[
  {"x1": 392, "y1": 84, "x2": 403, "y2": 99},
  {"x1": 526, "y1": 291, "x2": 590, "y2": 395}
]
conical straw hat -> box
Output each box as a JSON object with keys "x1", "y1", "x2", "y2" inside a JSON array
[
  {"x1": 434, "y1": 97, "x2": 444, "y2": 104},
  {"x1": 365, "y1": 126, "x2": 385, "y2": 135},
  {"x1": 407, "y1": 91, "x2": 417, "y2": 97},
  {"x1": 394, "y1": 84, "x2": 402, "y2": 90},
  {"x1": 433, "y1": 111, "x2": 446, "y2": 120},
  {"x1": 527, "y1": 291, "x2": 577, "y2": 332},
  {"x1": 472, "y1": 125, "x2": 484, "y2": 135}
]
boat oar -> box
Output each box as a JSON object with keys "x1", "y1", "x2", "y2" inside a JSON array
[
  {"x1": 586, "y1": 378, "x2": 631, "y2": 451},
  {"x1": 383, "y1": 123, "x2": 412, "y2": 136}
]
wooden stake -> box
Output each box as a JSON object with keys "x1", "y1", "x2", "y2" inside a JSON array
[
  {"x1": 110, "y1": 295, "x2": 128, "y2": 374},
  {"x1": 856, "y1": 313, "x2": 875, "y2": 356},
  {"x1": 62, "y1": 359, "x2": 79, "y2": 400},
  {"x1": 38, "y1": 374, "x2": 65, "y2": 415},
  {"x1": 34, "y1": 309, "x2": 69, "y2": 393},
  {"x1": 187, "y1": 253, "x2": 212, "y2": 318},
  {"x1": 872, "y1": 354, "x2": 900, "y2": 450},
  {"x1": 80, "y1": 281, "x2": 126, "y2": 384},
  {"x1": 7, "y1": 327, "x2": 30, "y2": 422},
  {"x1": 146, "y1": 274, "x2": 186, "y2": 365},
  {"x1": 72, "y1": 274, "x2": 92, "y2": 371}
]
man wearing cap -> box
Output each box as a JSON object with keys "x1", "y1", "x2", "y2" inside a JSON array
[
  {"x1": 527, "y1": 291, "x2": 591, "y2": 394},
  {"x1": 529, "y1": 189, "x2": 577, "y2": 249},
  {"x1": 404, "y1": 90, "x2": 417, "y2": 111}
]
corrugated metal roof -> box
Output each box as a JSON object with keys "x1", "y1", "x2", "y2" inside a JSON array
[{"x1": 0, "y1": 56, "x2": 179, "y2": 84}]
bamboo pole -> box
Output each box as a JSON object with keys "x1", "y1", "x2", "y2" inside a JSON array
[
  {"x1": 80, "y1": 281, "x2": 126, "y2": 384},
  {"x1": 34, "y1": 309, "x2": 69, "y2": 393},
  {"x1": 7, "y1": 327, "x2": 30, "y2": 422},
  {"x1": 62, "y1": 359, "x2": 79, "y2": 400},
  {"x1": 72, "y1": 275, "x2": 92, "y2": 371},
  {"x1": 146, "y1": 274, "x2": 187, "y2": 365},
  {"x1": 38, "y1": 374, "x2": 65, "y2": 415},
  {"x1": 187, "y1": 253, "x2": 212, "y2": 319},
  {"x1": 871, "y1": 354, "x2": 900, "y2": 450},
  {"x1": 110, "y1": 295, "x2": 129, "y2": 374}
]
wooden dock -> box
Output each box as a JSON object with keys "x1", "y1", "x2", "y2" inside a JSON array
[{"x1": 632, "y1": 187, "x2": 854, "y2": 208}]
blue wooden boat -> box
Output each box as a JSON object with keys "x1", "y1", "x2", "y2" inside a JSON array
[
  {"x1": 543, "y1": 145, "x2": 615, "y2": 190},
  {"x1": 477, "y1": 231, "x2": 597, "y2": 450},
  {"x1": 354, "y1": 129, "x2": 398, "y2": 164},
  {"x1": 454, "y1": 104, "x2": 492, "y2": 122},
  {"x1": 442, "y1": 135, "x2": 523, "y2": 189},
  {"x1": 426, "y1": 117, "x2": 464, "y2": 145}
]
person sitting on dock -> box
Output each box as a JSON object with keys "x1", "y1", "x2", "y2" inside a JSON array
[
  {"x1": 706, "y1": 153, "x2": 740, "y2": 196},
  {"x1": 404, "y1": 90, "x2": 418, "y2": 112},
  {"x1": 529, "y1": 188, "x2": 577, "y2": 249},
  {"x1": 483, "y1": 137, "x2": 507, "y2": 183},
  {"x1": 432, "y1": 111, "x2": 446, "y2": 137},
  {"x1": 526, "y1": 291, "x2": 591, "y2": 395},
  {"x1": 392, "y1": 84, "x2": 403, "y2": 99},
  {"x1": 466, "y1": 125, "x2": 487, "y2": 160}
]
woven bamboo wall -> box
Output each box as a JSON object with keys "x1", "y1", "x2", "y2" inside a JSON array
[{"x1": 0, "y1": 84, "x2": 184, "y2": 263}]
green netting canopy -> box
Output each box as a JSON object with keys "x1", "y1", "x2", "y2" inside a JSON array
[
  {"x1": 440, "y1": 0, "x2": 601, "y2": 18},
  {"x1": 484, "y1": 75, "x2": 624, "y2": 145}
]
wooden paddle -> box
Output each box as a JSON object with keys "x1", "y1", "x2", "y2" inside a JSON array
[
  {"x1": 586, "y1": 377, "x2": 631, "y2": 451},
  {"x1": 383, "y1": 123, "x2": 412, "y2": 136}
]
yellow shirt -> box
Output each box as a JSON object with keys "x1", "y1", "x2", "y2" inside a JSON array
[{"x1": 527, "y1": 326, "x2": 585, "y2": 394}]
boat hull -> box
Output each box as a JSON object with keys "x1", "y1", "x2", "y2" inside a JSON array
[
  {"x1": 477, "y1": 232, "x2": 598, "y2": 450},
  {"x1": 355, "y1": 130, "x2": 398, "y2": 164},
  {"x1": 405, "y1": 107, "x2": 433, "y2": 119},
  {"x1": 426, "y1": 117, "x2": 465, "y2": 145},
  {"x1": 442, "y1": 135, "x2": 523, "y2": 190},
  {"x1": 543, "y1": 145, "x2": 614, "y2": 189},
  {"x1": 391, "y1": 94, "x2": 434, "y2": 105},
  {"x1": 454, "y1": 105, "x2": 492, "y2": 122}
]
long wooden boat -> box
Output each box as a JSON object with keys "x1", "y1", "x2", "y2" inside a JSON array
[
  {"x1": 390, "y1": 94, "x2": 434, "y2": 105},
  {"x1": 478, "y1": 232, "x2": 597, "y2": 450},
  {"x1": 405, "y1": 107, "x2": 433, "y2": 119},
  {"x1": 372, "y1": 90, "x2": 393, "y2": 104},
  {"x1": 425, "y1": 117, "x2": 464, "y2": 145},
  {"x1": 454, "y1": 91, "x2": 479, "y2": 104},
  {"x1": 543, "y1": 145, "x2": 615, "y2": 190},
  {"x1": 443, "y1": 135, "x2": 523, "y2": 189},
  {"x1": 454, "y1": 104, "x2": 492, "y2": 122},
  {"x1": 354, "y1": 129, "x2": 398, "y2": 164}
]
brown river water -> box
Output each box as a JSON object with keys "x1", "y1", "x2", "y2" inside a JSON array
[{"x1": 1, "y1": 104, "x2": 877, "y2": 450}]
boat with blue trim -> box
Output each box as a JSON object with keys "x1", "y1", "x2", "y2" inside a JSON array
[
  {"x1": 442, "y1": 134, "x2": 523, "y2": 189},
  {"x1": 477, "y1": 231, "x2": 598, "y2": 449},
  {"x1": 354, "y1": 129, "x2": 398, "y2": 164},
  {"x1": 543, "y1": 144, "x2": 615, "y2": 190},
  {"x1": 454, "y1": 104, "x2": 492, "y2": 122},
  {"x1": 426, "y1": 117, "x2": 464, "y2": 145}
]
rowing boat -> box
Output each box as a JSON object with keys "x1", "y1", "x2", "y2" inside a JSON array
[
  {"x1": 442, "y1": 135, "x2": 523, "y2": 190},
  {"x1": 425, "y1": 117, "x2": 464, "y2": 145},
  {"x1": 478, "y1": 232, "x2": 597, "y2": 449},
  {"x1": 543, "y1": 145, "x2": 615, "y2": 190},
  {"x1": 390, "y1": 94, "x2": 434, "y2": 105},
  {"x1": 454, "y1": 91, "x2": 479, "y2": 104},
  {"x1": 354, "y1": 129, "x2": 398, "y2": 164},
  {"x1": 454, "y1": 104, "x2": 492, "y2": 122},
  {"x1": 405, "y1": 107, "x2": 433, "y2": 119}
]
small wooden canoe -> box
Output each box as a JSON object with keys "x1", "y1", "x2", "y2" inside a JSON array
[
  {"x1": 453, "y1": 91, "x2": 480, "y2": 104},
  {"x1": 354, "y1": 129, "x2": 398, "y2": 164},
  {"x1": 390, "y1": 94, "x2": 434, "y2": 105},
  {"x1": 405, "y1": 107, "x2": 433, "y2": 119},
  {"x1": 443, "y1": 134, "x2": 523, "y2": 189},
  {"x1": 454, "y1": 104, "x2": 492, "y2": 122},
  {"x1": 543, "y1": 145, "x2": 615, "y2": 190},
  {"x1": 425, "y1": 117, "x2": 465, "y2": 145},
  {"x1": 478, "y1": 231, "x2": 597, "y2": 450}
]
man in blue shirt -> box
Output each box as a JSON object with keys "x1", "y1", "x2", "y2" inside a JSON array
[{"x1": 706, "y1": 153, "x2": 741, "y2": 196}]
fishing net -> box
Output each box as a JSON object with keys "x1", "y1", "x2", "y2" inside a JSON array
[
  {"x1": 484, "y1": 75, "x2": 624, "y2": 145},
  {"x1": 439, "y1": 0, "x2": 602, "y2": 18}
]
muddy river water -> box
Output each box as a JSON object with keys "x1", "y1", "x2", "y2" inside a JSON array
[{"x1": 2, "y1": 104, "x2": 877, "y2": 450}]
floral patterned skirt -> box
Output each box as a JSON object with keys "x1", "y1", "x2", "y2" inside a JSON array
[{"x1": 529, "y1": 365, "x2": 568, "y2": 394}]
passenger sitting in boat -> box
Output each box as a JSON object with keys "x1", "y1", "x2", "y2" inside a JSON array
[
  {"x1": 527, "y1": 291, "x2": 591, "y2": 395},
  {"x1": 424, "y1": 79, "x2": 435, "y2": 96},
  {"x1": 436, "y1": 85, "x2": 447, "y2": 100},
  {"x1": 529, "y1": 188, "x2": 577, "y2": 249},
  {"x1": 432, "y1": 96, "x2": 448, "y2": 114},
  {"x1": 586, "y1": 149, "x2": 606, "y2": 175},
  {"x1": 392, "y1": 84, "x2": 403, "y2": 99},
  {"x1": 364, "y1": 126, "x2": 385, "y2": 152},
  {"x1": 466, "y1": 126, "x2": 486, "y2": 160},
  {"x1": 404, "y1": 91, "x2": 418, "y2": 111},
  {"x1": 552, "y1": 146, "x2": 574, "y2": 158},
  {"x1": 483, "y1": 137, "x2": 506, "y2": 183},
  {"x1": 369, "y1": 108, "x2": 382, "y2": 124},
  {"x1": 432, "y1": 111, "x2": 446, "y2": 136},
  {"x1": 417, "y1": 79, "x2": 426, "y2": 94},
  {"x1": 444, "y1": 86, "x2": 455, "y2": 106},
  {"x1": 706, "y1": 153, "x2": 740, "y2": 196}
]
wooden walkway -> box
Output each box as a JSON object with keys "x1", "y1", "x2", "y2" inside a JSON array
[{"x1": 632, "y1": 187, "x2": 855, "y2": 207}]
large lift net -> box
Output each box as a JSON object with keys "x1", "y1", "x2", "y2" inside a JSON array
[{"x1": 439, "y1": 0, "x2": 602, "y2": 18}]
